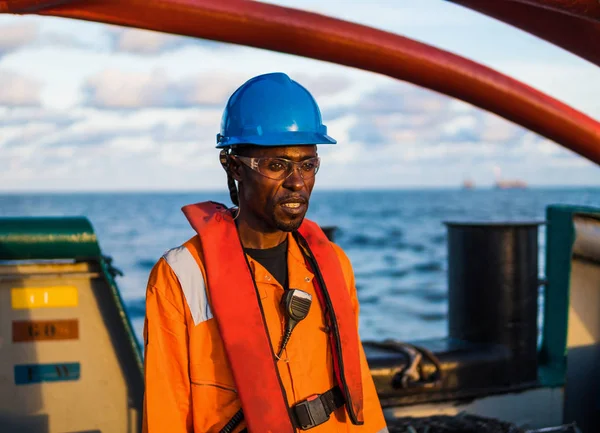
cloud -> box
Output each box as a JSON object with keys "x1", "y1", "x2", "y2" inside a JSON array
[
  {"x1": 82, "y1": 70, "x2": 167, "y2": 109},
  {"x1": 0, "y1": 21, "x2": 226, "y2": 59},
  {"x1": 1, "y1": 103, "x2": 594, "y2": 190},
  {"x1": 0, "y1": 22, "x2": 38, "y2": 57},
  {"x1": 149, "y1": 119, "x2": 216, "y2": 144},
  {"x1": 336, "y1": 82, "x2": 528, "y2": 153},
  {"x1": 293, "y1": 73, "x2": 354, "y2": 98},
  {"x1": 2, "y1": 121, "x2": 62, "y2": 149},
  {"x1": 82, "y1": 69, "x2": 245, "y2": 109},
  {"x1": 108, "y1": 27, "x2": 226, "y2": 55},
  {"x1": 81, "y1": 68, "x2": 359, "y2": 112},
  {"x1": 312, "y1": 80, "x2": 595, "y2": 188},
  {"x1": 352, "y1": 84, "x2": 449, "y2": 116},
  {"x1": 0, "y1": 20, "x2": 98, "y2": 59},
  {"x1": 0, "y1": 104, "x2": 222, "y2": 161},
  {"x1": 0, "y1": 70, "x2": 42, "y2": 106},
  {"x1": 0, "y1": 107, "x2": 83, "y2": 150},
  {"x1": 41, "y1": 31, "x2": 95, "y2": 50},
  {"x1": 2, "y1": 76, "x2": 594, "y2": 191},
  {"x1": 1, "y1": 139, "x2": 227, "y2": 191},
  {"x1": 37, "y1": 118, "x2": 215, "y2": 151},
  {"x1": 0, "y1": 107, "x2": 80, "y2": 128},
  {"x1": 44, "y1": 125, "x2": 147, "y2": 149},
  {"x1": 0, "y1": 106, "x2": 227, "y2": 191}
]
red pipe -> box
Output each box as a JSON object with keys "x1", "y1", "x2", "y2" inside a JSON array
[
  {"x1": 449, "y1": 0, "x2": 600, "y2": 67},
  {"x1": 509, "y1": 0, "x2": 600, "y2": 22},
  {"x1": 2, "y1": 0, "x2": 599, "y2": 163}
]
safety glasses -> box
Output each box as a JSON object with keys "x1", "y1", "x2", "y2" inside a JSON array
[{"x1": 234, "y1": 156, "x2": 320, "y2": 180}]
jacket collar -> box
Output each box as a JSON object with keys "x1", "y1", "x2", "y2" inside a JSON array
[{"x1": 244, "y1": 232, "x2": 314, "y2": 285}]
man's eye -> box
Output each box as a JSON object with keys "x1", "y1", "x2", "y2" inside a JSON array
[
  {"x1": 303, "y1": 158, "x2": 319, "y2": 170},
  {"x1": 267, "y1": 161, "x2": 286, "y2": 171}
]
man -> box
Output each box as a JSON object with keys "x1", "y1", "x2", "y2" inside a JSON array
[{"x1": 143, "y1": 72, "x2": 388, "y2": 433}]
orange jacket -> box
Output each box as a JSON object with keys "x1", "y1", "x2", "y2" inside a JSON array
[{"x1": 143, "y1": 222, "x2": 388, "y2": 432}]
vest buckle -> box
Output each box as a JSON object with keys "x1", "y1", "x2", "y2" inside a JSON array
[
  {"x1": 293, "y1": 394, "x2": 329, "y2": 430},
  {"x1": 292, "y1": 386, "x2": 345, "y2": 430}
]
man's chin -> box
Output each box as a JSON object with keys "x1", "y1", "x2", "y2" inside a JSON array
[{"x1": 274, "y1": 216, "x2": 305, "y2": 232}]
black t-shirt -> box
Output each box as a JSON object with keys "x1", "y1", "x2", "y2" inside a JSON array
[{"x1": 244, "y1": 238, "x2": 288, "y2": 289}]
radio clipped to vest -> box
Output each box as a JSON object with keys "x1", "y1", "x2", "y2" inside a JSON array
[{"x1": 277, "y1": 289, "x2": 312, "y2": 359}]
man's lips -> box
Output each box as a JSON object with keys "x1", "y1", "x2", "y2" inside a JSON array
[
  {"x1": 278, "y1": 196, "x2": 308, "y2": 206},
  {"x1": 278, "y1": 197, "x2": 308, "y2": 213}
]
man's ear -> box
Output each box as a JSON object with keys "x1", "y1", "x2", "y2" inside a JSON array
[
  {"x1": 220, "y1": 150, "x2": 243, "y2": 182},
  {"x1": 228, "y1": 156, "x2": 244, "y2": 182},
  {"x1": 219, "y1": 150, "x2": 228, "y2": 170}
]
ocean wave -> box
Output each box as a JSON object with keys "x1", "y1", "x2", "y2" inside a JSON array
[
  {"x1": 430, "y1": 234, "x2": 447, "y2": 245},
  {"x1": 346, "y1": 233, "x2": 426, "y2": 252},
  {"x1": 421, "y1": 290, "x2": 448, "y2": 303},
  {"x1": 388, "y1": 286, "x2": 414, "y2": 295},
  {"x1": 137, "y1": 259, "x2": 157, "y2": 270},
  {"x1": 417, "y1": 312, "x2": 447, "y2": 322},
  {"x1": 355, "y1": 260, "x2": 443, "y2": 280},
  {"x1": 413, "y1": 261, "x2": 443, "y2": 273},
  {"x1": 398, "y1": 242, "x2": 426, "y2": 252},
  {"x1": 124, "y1": 298, "x2": 146, "y2": 318},
  {"x1": 356, "y1": 268, "x2": 410, "y2": 279},
  {"x1": 346, "y1": 234, "x2": 388, "y2": 248},
  {"x1": 358, "y1": 295, "x2": 380, "y2": 305}
]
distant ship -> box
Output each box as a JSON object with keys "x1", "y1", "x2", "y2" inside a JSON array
[
  {"x1": 495, "y1": 179, "x2": 528, "y2": 189},
  {"x1": 493, "y1": 166, "x2": 527, "y2": 189},
  {"x1": 462, "y1": 179, "x2": 475, "y2": 189}
]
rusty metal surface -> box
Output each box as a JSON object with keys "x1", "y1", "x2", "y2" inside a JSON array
[
  {"x1": 12, "y1": 319, "x2": 79, "y2": 342},
  {"x1": 1, "y1": 0, "x2": 599, "y2": 164},
  {"x1": 482, "y1": 0, "x2": 600, "y2": 22},
  {"x1": 449, "y1": 0, "x2": 600, "y2": 66}
]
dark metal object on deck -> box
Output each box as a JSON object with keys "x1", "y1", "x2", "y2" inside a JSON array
[
  {"x1": 445, "y1": 221, "x2": 543, "y2": 385},
  {"x1": 322, "y1": 226, "x2": 337, "y2": 242},
  {"x1": 389, "y1": 412, "x2": 580, "y2": 433},
  {"x1": 364, "y1": 338, "x2": 513, "y2": 407},
  {"x1": 388, "y1": 413, "x2": 526, "y2": 432}
]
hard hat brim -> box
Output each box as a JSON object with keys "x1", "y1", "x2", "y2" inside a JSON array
[{"x1": 216, "y1": 131, "x2": 337, "y2": 148}]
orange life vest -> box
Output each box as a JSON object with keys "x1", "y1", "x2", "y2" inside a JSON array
[{"x1": 182, "y1": 201, "x2": 364, "y2": 432}]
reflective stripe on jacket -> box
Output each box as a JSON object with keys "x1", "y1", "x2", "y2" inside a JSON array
[{"x1": 143, "y1": 225, "x2": 388, "y2": 432}]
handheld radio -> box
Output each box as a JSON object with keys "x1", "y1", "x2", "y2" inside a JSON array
[{"x1": 277, "y1": 289, "x2": 312, "y2": 358}]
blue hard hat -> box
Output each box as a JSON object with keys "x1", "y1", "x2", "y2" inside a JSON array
[{"x1": 216, "y1": 72, "x2": 336, "y2": 148}]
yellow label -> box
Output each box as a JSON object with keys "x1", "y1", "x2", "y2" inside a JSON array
[{"x1": 11, "y1": 286, "x2": 78, "y2": 309}]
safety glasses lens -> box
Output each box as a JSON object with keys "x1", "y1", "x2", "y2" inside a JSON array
[{"x1": 257, "y1": 157, "x2": 320, "y2": 180}]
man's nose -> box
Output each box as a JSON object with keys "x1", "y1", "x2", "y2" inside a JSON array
[{"x1": 283, "y1": 164, "x2": 305, "y2": 190}]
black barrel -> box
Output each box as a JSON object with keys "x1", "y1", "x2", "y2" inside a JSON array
[
  {"x1": 445, "y1": 221, "x2": 542, "y2": 384},
  {"x1": 322, "y1": 226, "x2": 337, "y2": 242}
]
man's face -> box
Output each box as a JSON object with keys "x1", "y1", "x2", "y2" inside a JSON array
[{"x1": 232, "y1": 145, "x2": 317, "y2": 233}]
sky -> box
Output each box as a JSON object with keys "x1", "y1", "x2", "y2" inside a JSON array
[{"x1": 1, "y1": 0, "x2": 599, "y2": 191}]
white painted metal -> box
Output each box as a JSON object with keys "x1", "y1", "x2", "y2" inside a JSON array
[{"x1": 564, "y1": 217, "x2": 600, "y2": 431}]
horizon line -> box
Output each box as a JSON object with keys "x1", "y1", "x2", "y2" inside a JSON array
[{"x1": 1, "y1": 185, "x2": 599, "y2": 194}]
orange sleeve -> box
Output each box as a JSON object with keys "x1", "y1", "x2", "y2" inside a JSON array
[{"x1": 143, "y1": 259, "x2": 193, "y2": 433}]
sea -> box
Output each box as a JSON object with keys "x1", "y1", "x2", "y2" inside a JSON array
[{"x1": 1, "y1": 188, "x2": 598, "y2": 346}]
